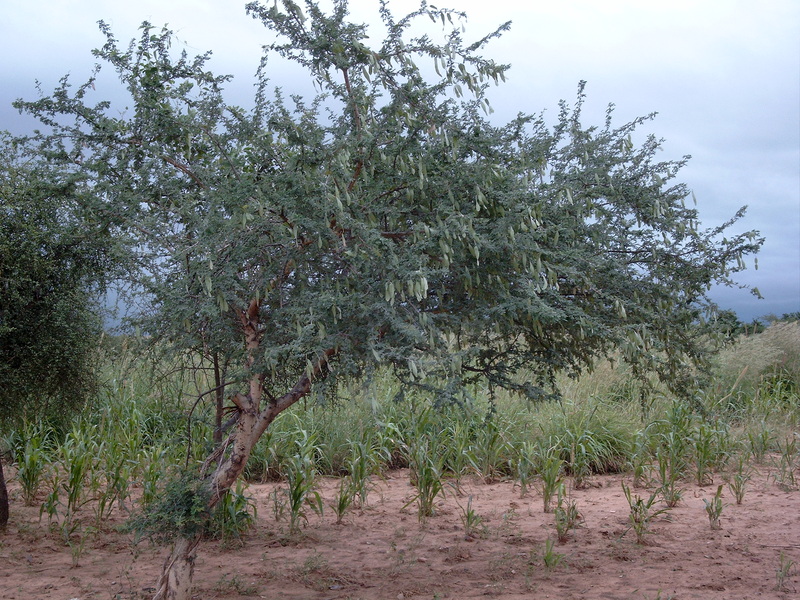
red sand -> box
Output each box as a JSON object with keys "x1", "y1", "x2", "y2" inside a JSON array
[{"x1": 1, "y1": 467, "x2": 798, "y2": 599}]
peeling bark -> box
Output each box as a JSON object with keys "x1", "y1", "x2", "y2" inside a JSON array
[{"x1": 152, "y1": 535, "x2": 200, "y2": 600}]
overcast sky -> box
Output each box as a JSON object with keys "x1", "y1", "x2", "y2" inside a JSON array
[{"x1": 2, "y1": 0, "x2": 798, "y2": 321}]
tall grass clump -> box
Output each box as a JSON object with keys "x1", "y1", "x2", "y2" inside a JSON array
[
  {"x1": 710, "y1": 321, "x2": 800, "y2": 424},
  {"x1": 533, "y1": 397, "x2": 638, "y2": 486},
  {"x1": 406, "y1": 436, "x2": 447, "y2": 519},
  {"x1": 465, "y1": 416, "x2": 514, "y2": 483}
]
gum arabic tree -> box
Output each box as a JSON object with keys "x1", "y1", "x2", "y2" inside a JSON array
[{"x1": 16, "y1": 0, "x2": 761, "y2": 597}]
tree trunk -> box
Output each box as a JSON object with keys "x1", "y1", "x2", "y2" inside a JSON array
[
  {"x1": 153, "y1": 397, "x2": 261, "y2": 600},
  {"x1": 152, "y1": 535, "x2": 201, "y2": 600},
  {"x1": 151, "y1": 300, "x2": 336, "y2": 600},
  {"x1": 212, "y1": 353, "x2": 224, "y2": 445},
  {"x1": 0, "y1": 456, "x2": 8, "y2": 531}
]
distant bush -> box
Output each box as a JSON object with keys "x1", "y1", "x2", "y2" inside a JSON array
[{"x1": 714, "y1": 321, "x2": 800, "y2": 390}]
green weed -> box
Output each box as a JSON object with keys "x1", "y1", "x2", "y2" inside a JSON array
[
  {"x1": 622, "y1": 482, "x2": 669, "y2": 544},
  {"x1": 210, "y1": 482, "x2": 257, "y2": 542},
  {"x1": 703, "y1": 485, "x2": 724, "y2": 530},
  {"x1": 725, "y1": 455, "x2": 752, "y2": 505},
  {"x1": 541, "y1": 538, "x2": 564, "y2": 570},
  {"x1": 772, "y1": 435, "x2": 799, "y2": 491},
  {"x1": 282, "y1": 433, "x2": 324, "y2": 534},
  {"x1": 536, "y1": 448, "x2": 563, "y2": 514},
  {"x1": 554, "y1": 484, "x2": 581, "y2": 543},
  {"x1": 775, "y1": 551, "x2": 796, "y2": 592},
  {"x1": 655, "y1": 447, "x2": 684, "y2": 508},
  {"x1": 515, "y1": 441, "x2": 537, "y2": 497},
  {"x1": 406, "y1": 437, "x2": 446, "y2": 519},
  {"x1": 458, "y1": 495, "x2": 487, "y2": 538},
  {"x1": 15, "y1": 422, "x2": 51, "y2": 506},
  {"x1": 331, "y1": 477, "x2": 355, "y2": 524}
]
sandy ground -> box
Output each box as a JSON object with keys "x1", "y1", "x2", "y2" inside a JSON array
[{"x1": 1, "y1": 466, "x2": 798, "y2": 600}]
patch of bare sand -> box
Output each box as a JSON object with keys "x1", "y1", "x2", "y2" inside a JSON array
[{"x1": 1, "y1": 467, "x2": 799, "y2": 599}]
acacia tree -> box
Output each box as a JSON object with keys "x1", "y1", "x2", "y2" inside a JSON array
[
  {"x1": 16, "y1": 0, "x2": 761, "y2": 596},
  {"x1": 0, "y1": 135, "x2": 110, "y2": 530}
]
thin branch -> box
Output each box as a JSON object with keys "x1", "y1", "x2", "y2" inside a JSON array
[
  {"x1": 184, "y1": 380, "x2": 234, "y2": 469},
  {"x1": 162, "y1": 155, "x2": 205, "y2": 187}
]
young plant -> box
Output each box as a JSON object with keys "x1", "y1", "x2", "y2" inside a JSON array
[
  {"x1": 541, "y1": 538, "x2": 564, "y2": 570},
  {"x1": 346, "y1": 438, "x2": 378, "y2": 508},
  {"x1": 406, "y1": 438, "x2": 446, "y2": 520},
  {"x1": 442, "y1": 419, "x2": 473, "y2": 483},
  {"x1": 725, "y1": 455, "x2": 752, "y2": 505},
  {"x1": 458, "y1": 495, "x2": 486, "y2": 538},
  {"x1": 629, "y1": 433, "x2": 654, "y2": 489},
  {"x1": 536, "y1": 449, "x2": 563, "y2": 514},
  {"x1": 270, "y1": 487, "x2": 286, "y2": 523},
  {"x1": 775, "y1": 551, "x2": 795, "y2": 592},
  {"x1": 210, "y1": 482, "x2": 257, "y2": 542},
  {"x1": 553, "y1": 484, "x2": 581, "y2": 543},
  {"x1": 15, "y1": 422, "x2": 51, "y2": 506},
  {"x1": 747, "y1": 425, "x2": 774, "y2": 464},
  {"x1": 283, "y1": 443, "x2": 324, "y2": 534},
  {"x1": 692, "y1": 422, "x2": 717, "y2": 486},
  {"x1": 466, "y1": 418, "x2": 511, "y2": 483},
  {"x1": 515, "y1": 441, "x2": 537, "y2": 498},
  {"x1": 139, "y1": 444, "x2": 168, "y2": 507},
  {"x1": 772, "y1": 436, "x2": 799, "y2": 491},
  {"x1": 59, "y1": 424, "x2": 98, "y2": 517},
  {"x1": 656, "y1": 447, "x2": 684, "y2": 508},
  {"x1": 703, "y1": 485, "x2": 724, "y2": 530},
  {"x1": 622, "y1": 482, "x2": 669, "y2": 544},
  {"x1": 94, "y1": 440, "x2": 134, "y2": 524},
  {"x1": 331, "y1": 477, "x2": 355, "y2": 525}
]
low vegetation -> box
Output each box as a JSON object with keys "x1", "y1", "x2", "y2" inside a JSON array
[{"x1": 1, "y1": 319, "x2": 797, "y2": 561}]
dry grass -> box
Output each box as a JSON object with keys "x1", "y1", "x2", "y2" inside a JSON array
[{"x1": 713, "y1": 320, "x2": 800, "y2": 390}]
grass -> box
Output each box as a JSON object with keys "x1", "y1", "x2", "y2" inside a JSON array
[
  {"x1": 3, "y1": 322, "x2": 798, "y2": 545},
  {"x1": 458, "y1": 495, "x2": 487, "y2": 538},
  {"x1": 553, "y1": 484, "x2": 581, "y2": 542},
  {"x1": 541, "y1": 538, "x2": 564, "y2": 570},
  {"x1": 622, "y1": 482, "x2": 670, "y2": 544},
  {"x1": 725, "y1": 455, "x2": 752, "y2": 505},
  {"x1": 703, "y1": 485, "x2": 725, "y2": 530},
  {"x1": 776, "y1": 551, "x2": 796, "y2": 592}
]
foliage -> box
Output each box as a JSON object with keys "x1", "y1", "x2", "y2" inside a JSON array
[
  {"x1": 776, "y1": 552, "x2": 796, "y2": 592},
  {"x1": 536, "y1": 398, "x2": 636, "y2": 483},
  {"x1": 622, "y1": 482, "x2": 669, "y2": 544},
  {"x1": 0, "y1": 135, "x2": 114, "y2": 529},
  {"x1": 406, "y1": 435, "x2": 447, "y2": 519},
  {"x1": 710, "y1": 320, "x2": 800, "y2": 405},
  {"x1": 553, "y1": 484, "x2": 581, "y2": 542},
  {"x1": 703, "y1": 484, "x2": 724, "y2": 530},
  {"x1": 127, "y1": 474, "x2": 213, "y2": 545},
  {"x1": 535, "y1": 449, "x2": 563, "y2": 513},
  {"x1": 458, "y1": 495, "x2": 486, "y2": 538},
  {"x1": 14, "y1": 1, "x2": 762, "y2": 413},
  {"x1": 1, "y1": 326, "x2": 797, "y2": 555},
  {"x1": 281, "y1": 432, "x2": 325, "y2": 533},
  {"x1": 0, "y1": 135, "x2": 111, "y2": 428},
  {"x1": 209, "y1": 481, "x2": 258, "y2": 542},
  {"x1": 14, "y1": 421, "x2": 52, "y2": 506},
  {"x1": 541, "y1": 538, "x2": 564, "y2": 570}
]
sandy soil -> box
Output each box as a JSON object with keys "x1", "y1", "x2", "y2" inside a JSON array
[{"x1": 1, "y1": 466, "x2": 798, "y2": 600}]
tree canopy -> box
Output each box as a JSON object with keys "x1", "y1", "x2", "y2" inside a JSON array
[
  {"x1": 12, "y1": 0, "x2": 762, "y2": 595},
  {"x1": 0, "y1": 135, "x2": 110, "y2": 425},
  {"x1": 0, "y1": 134, "x2": 111, "y2": 529}
]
